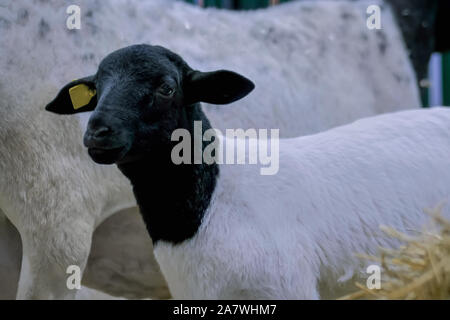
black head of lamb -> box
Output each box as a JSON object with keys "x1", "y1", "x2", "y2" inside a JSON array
[{"x1": 45, "y1": 44, "x2": 255, "y2": 165}]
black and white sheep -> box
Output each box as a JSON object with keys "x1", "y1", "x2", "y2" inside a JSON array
[
  {"x1": 0, "y1": 0, "x2": 429, "y2": 299},
  {"x1": 47, "y1": 44, "x2": 450, "y2": 299}
]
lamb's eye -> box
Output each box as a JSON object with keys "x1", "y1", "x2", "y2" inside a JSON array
[{"x1": 158, "y1": 84, "x2": 175, "y2": 97}]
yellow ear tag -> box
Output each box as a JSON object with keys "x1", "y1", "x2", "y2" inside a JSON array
[{"x1": 69, "y1": 84, "x2": 96, "y2": 110}]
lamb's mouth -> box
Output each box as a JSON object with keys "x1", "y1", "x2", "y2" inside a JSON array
[{"x1": 88, "y1": 146, "x2": 127, "y2": 165}]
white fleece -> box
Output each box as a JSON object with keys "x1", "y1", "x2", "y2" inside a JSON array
[{"x1": 155, "y1": 108, "x2": 450, "y2": 299}]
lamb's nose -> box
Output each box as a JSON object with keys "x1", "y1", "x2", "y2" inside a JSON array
[
  {"x1": 84, "y1": 125, "x2": 112, "y2": 148},
  {"x1": 93, "y1": 126, "x2": 111, "y2": 138}
]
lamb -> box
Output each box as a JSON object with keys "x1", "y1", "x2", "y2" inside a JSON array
[
  {"x1": 46, "y1": 44, "x2": 450, "y2": 299},
  {"x1": 0, "y1": 0, "x2": 426, "y2": 299}
]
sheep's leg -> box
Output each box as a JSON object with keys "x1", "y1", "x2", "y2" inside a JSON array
[
  {"x1": 0, "y1": 210, "x2": 21, "y2": 299},
  {"x1": 16, "y1": 219, "x2": 95, "y2": 300}
]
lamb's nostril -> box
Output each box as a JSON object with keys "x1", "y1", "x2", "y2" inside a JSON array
[{"x1": 94, "y1": 126, "x2": 111, "y2": 138}]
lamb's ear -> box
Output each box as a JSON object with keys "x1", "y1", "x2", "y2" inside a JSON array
[
  {"x1": 184, "y1": 70, "x2": 255, "y2": 105},
  {"x1": 45, "y1": 76, "x2": 97, "y2": 114}
]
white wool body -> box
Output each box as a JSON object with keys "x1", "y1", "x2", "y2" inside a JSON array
[{"x1": 155, "y1": 108, "x2": 450, "y2": 299}]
